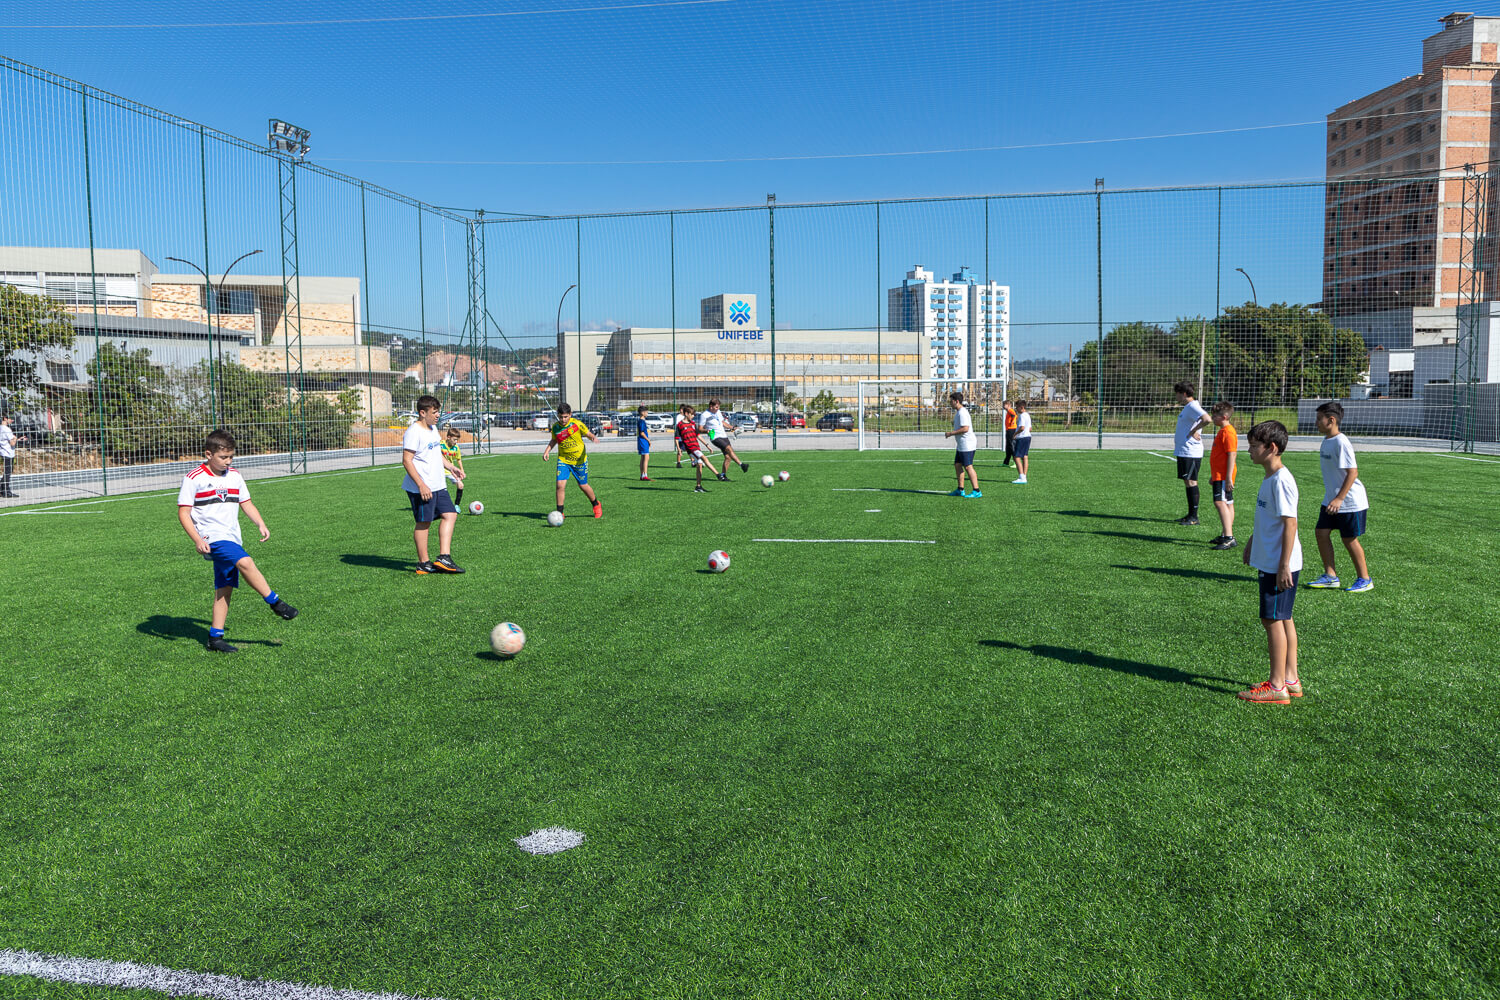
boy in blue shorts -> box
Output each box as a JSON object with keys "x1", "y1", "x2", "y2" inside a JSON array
[
  {"x1": 402, "y1": 395, "x2": 466, "y2": 574},
  {"x1": 543, "y1": 402, "x2": 603, "y2": 518},
  {"x1": 1238, "y1": 420, "x2": 1302, "y2": 704},
  {"x1": 176, "y1": 428, "x2": 297, "y2": 653},
  {"x1": 1307, "y1": 401, "x2": 1373, "y2": 593},
  {"x1": 637, "y1": 405, "x2": 652, "y2": 481}
]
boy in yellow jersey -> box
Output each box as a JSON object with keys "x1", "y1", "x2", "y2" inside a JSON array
[
  {"x1": 542, "y1": 402, "x2": 603, "y2": 518},
  {"x1": 441, "y1": 426, "x2": 466, "y2": 509}
]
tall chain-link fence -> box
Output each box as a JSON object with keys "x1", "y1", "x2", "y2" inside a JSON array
[{"x1": 2, "y1": 55, "x2": 1495, "y2": 504}]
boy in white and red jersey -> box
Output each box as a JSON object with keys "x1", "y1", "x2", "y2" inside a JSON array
[{"x1": 176, "y1": 428, "x2": 297, "y2": 653}]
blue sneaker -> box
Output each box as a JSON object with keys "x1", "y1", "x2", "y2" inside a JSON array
[
  {"x1": 964, "y1": 490, "x2": 983, "y2": 498},
  {"x1": 1306, "y1": 573, "x2": 1341, "y2": 589},
  {"x1": 947, "y1": 488, "x2": 965, "y2": 496},
  {"x1": 1345, "y1": 578, "x2": 1374, "y2": 593}
]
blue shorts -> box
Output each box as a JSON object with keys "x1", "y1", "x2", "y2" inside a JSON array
[
  {"x1": 1258, "y1": 570, "x2": 1300, "y2": 621},
  {"x1": 955, "y1": 450, "x2": 976, "y2": 467},
  {"x1": 408, "y1": 488, "x2": 457, "y2": 524},
  {"x1": 1316, "y1": 506, "x2": 1367, "y2": 538},
  {"x1": 557, "y1": 460, "x2": 589, "y2": 484},
  {"x1": 1012, "y1": 436, "x2": 1032, "y2": 458},
  {"x1": 637, "y1": 439, "x2": 650, "y2": 455},
  {"x1": 1212, "y1": 480, "x2": 1234, "y2": 503},
  {"x1": 206, "y1": 540, "x2": 249, "y2": 590}
]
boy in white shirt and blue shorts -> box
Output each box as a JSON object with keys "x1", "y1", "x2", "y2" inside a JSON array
[
  {"x1": 402, "y1": 395, "x2": 466, "y2": 575},
  {"x1": 1307, "y1": 401, "x2": 1373, "y2": 593},
  {"x1": 944, "y1": 391, "x2": 981, "y2": 498},
  {"x1": 1238, "y1": 420, "x2": 1303, "y2": 705}
]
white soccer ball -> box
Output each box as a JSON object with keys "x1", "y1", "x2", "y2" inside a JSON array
[
  {"x1": 707, "y1": 549, "x2": 731, "y2": 573},
  {"x1": 778, "y1": 470, "x2": 790, "y2": 482},
  {"x1": 546, "y1": 510, "x2": 565, "y2": 527},
  {"x1": 468, "y1": 500, "x2": 485, "y2": 515},
  {"x1": 490, "y1": 622, "x2": 526, "y2": 659},
  {"x1": 761, "y1": 474, "x2": 774, "y2": 487}
]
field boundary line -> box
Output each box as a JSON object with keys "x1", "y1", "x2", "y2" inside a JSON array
[
  {"x1": 0, "y1": 949, "x2": 443, "y2": 1000},
  {"x1": 752, "y1": 538, "x2": 936, "y2": 544},
  {"x1": 1431, "y1": 452, "x2": 1500, "y2": 464},
  {"x1": 1147, "y1": 451, "x2": 1175, "y2": 461}
]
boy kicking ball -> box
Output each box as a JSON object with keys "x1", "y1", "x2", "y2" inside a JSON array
[
  {"x1": 677, "y1": 405, "x2": 724, "y2": 492},
  {"x1": 1239, "y1": 420, "x2": 1302, "y2": 704},
  {"x1": 1307, "y1": 401, "x2": 1373, "y2": 593},
  {"x1": 543, "y1": 402, "x2": 603, "y2": 518},
  {"x1": 176, "y1": 429, "x2": 297, "y2": 653}
]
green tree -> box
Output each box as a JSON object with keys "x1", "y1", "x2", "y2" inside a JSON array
[
  {"x1": 1071, "y1": 322, "x2": 1192, "y2": 407},
  {"x1": 1, "y1": 283, "x2": 76, "y2": 399},
  {"x1": 1213, "y1": 303, "x2": 1367, "y2": 406},
  {"x1": 67, "y1": 341, "x2": 195, "y2": 463},
  {"x1": 809, "y1": 390, "x2": 839, "y2": 413}
]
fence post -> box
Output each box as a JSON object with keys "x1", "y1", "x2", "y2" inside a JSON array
[
  {"x1": 199, "y1": 124, "x2": 218, "y2": 431},
  {"x1": 360, "y1": 182, "x2": 375, "y2": 466},
  {"x1": 768, "y1": 196, "x2": 777, "y2": 452},
  {"x1": 875, "y1": 200, "x2": 881, "y2": 447},
  {"x1": 1095, "y1": 179, "x2": 1104, "y2": 449},
  {"x1": 417, "y1": 206, "x2": 427, "y2": 396},
  {"x1": 81, "y1": 83, "x2": 107, "y2": 495},
  {"x1": 670, "y1": 211, "x2": 677, "y2": 415}
]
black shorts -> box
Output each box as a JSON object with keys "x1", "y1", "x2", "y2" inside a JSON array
[
  {"x1": 1258, "y1": 570, "x2": 1299, "y2": 621},
  {"x1": 408, "y1": 488, "x2": 457, "y2": 524},
  {"x1": 712, "y1": 436, "x2": 733, "y2": 452},
  {"x1": 1316, "y1": 506, "x2": 1367, "y2": 538},
  {"x1": 1211, "y1": 480, "x2": 1234, "y2": 503},
  {"x1": 1176, "y1": 457, "x2": 1202, "y2": 481},
  {"x1": 1012, "y1": 437, "x2": 1031, "y2": 458},
  {"x1": 954, "y1": 449, "x2": 976, "y2": 467}
]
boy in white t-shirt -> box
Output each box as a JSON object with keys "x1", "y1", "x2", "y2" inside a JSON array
[
  {"x1": 1238, "y1": 420, "x2": 1302, "y2": 705},
  {"x1": 1172, "y1": 380, "x2": 1211, "y2": 525},
  {"x1": 1011, "y1": 400, "x2": 1033, "y2": 485},
  {"x1": 944, "y1": 391, "x2": 981, "y2": 498},
  {"x1": 176, "y1": 429, "x2": 297, "y2": 653},
  {"x1": 1307, "y1": 401, "x2": 1373, "y2": 593},
  {"x1": 402, "y1": 395, "x2": 466, "y2": 575},
  {"x1": 0, "y1": 414, "x2": 16, "y2": 497}
]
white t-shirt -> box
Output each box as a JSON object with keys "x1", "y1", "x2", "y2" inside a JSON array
[
  {"x1": 698, "y1": 408, "x2": 728, "y2": 441},
  {"x1": 401, "y1": 422, "x2": 447, "y2": 493},
  {"x1": 952, "y1": 406, "x2": 977, "y2": 451},
  {"x1": 1015, "y1": 412, "x2": 1032, "y2": 439},
  {"x1": 0, "y1": 423, "x2": 14, "y2": 459},
  {"x1": 1249, "y1": 466, "x2": 1303, "y2": 575},
  {"x1": 177, "y1": 463, "x2": 249, "y2": 545},
  {"x1": 1319, "y1": 433, "x2": 1368, "y2": 512},
  {"x1": 1174, "y1": 400, "x2": 1208, "y2": 457}
]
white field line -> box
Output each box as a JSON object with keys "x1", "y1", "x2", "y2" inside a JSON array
[
  {"x1": 1147, "y1": 452, "x2": 1175, "y2": 461},
  {"x1": 1, "y1": 510, "x2": 102, "y2": 515},
  {"x1": 1432, "y1": 452, "x2": 1500, "y2": 464},
  {"x1": 752, "y1": 538, "x2": 936, "y2": 544},
  {"x1": 0, "y1": 949, "x2": 444, "y2": 1000}
]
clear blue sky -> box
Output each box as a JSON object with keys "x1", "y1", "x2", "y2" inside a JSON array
[{"x1": 0, "y1": 0, "x2": 1462, "y2": 359}]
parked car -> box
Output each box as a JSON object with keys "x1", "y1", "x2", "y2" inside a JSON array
[
  {"x1": 576, "y1": 412, "x2": 604, "y2": 436},
  {"x1": 529, "y1": 412, "x2": 552, "y2": 430},
  {"x1": 441, "y1": 411, "x2": 480, "y2": 431},
  {"x1": 644, "y1": 413, "x2": 675, "y2": 432},
  {"x1": 615, "y1": 415, "x2": 643, "y2": 436},
  {"x1": 769, "y1": 412, "x2": 806, "y2": 429},
  {"x1": 816, "y1": 411, "x2": 855, "y2": 431},
  {"x1": 728, "y1": 411, "x2": 760, "y2": 432}
]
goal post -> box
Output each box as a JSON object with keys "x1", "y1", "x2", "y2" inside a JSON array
[{"x1": 857, "y1": 378, "x2": 1014, "y2": 451}]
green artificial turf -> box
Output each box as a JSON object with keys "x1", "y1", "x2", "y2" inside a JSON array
[{"x1": 0, "y1": 449, "x2": 1496, "y2": 999}]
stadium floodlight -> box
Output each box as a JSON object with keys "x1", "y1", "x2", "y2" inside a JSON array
[{"x1": 268, "y1": 119, "x2": 311, "y2": 159}]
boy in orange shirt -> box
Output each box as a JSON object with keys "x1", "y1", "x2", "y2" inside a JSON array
[
  {"x1": 1002, "y1": 400, "x2": 1018, "y2": 466},
  {"x1": 1208, "y1": 401, "x2": 1239, "y2": 550}
]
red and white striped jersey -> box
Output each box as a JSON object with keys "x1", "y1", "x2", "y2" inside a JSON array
[{"x1": 176, "y1": 463, "x2": 250, "y2": 544}]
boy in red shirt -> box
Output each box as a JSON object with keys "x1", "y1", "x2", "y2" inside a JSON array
[
  {"x1": 676, "y1": 404, "x2": 724, "y2": 492},
  {"x1": 1208, "y1": 401, "x2": 1239, "y2": 550}
]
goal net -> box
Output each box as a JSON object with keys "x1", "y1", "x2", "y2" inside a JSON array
[{"x1": 857, "y1": 379, "x2": 1018, "y2": 451}]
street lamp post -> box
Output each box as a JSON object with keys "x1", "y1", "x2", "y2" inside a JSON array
[
  {"x1": 555, "y1": 283, "x2": 577, "y2": 407},
  {"x1": 167, "y1": 249, "x2": 263, "y2": 428},
  {"x1": 1236, "y1": 268, "x2": 1259, "y2": 415}
]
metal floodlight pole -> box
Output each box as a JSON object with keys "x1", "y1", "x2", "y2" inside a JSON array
[{"x1": 166, "y1": 249, "x2": 262, "y2": 427}]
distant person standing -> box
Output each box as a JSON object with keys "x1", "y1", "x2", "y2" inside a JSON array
[
  {"x1": 1011, "y1": 400, "x2": 1032, "y2": 485},
  {"x1": 0, "y1": 414, "x2": 16, "y2": 497},
  {"x1": 1307, "y1": 401, "x2": 1373, "y2": 593},
  {"x1": 944, "y1": 390, "x2": 981, "y2": 498},
  {"x1": 636, "y1": 405, "x2": 653, "y2": 481},
  {"x1": 1172, "y1": 380, "x2": 1211, "y2": 526},
  {"x1": 1002, "y1": 400, "x2": 1018, "y2": 467}
]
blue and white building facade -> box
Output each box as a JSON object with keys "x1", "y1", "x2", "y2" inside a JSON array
[{"x1": 888, "y1": 265, "x2": 1010, "y2": 383}]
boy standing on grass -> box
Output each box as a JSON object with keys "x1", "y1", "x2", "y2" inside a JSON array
[
  {"x1": 676, "y1": 404, "x2": 723, "y2": 493},
  {"x1": 543, "y1": 402, "x2": 603, "y2": 518},
  {"x1": 176, "y1": 429, "x2": 298, "y2": 654},
  {"x1": 637, "y1": 405, "x2": 652, "y2": 481},
  {"x1": 0, "y1": 413, "x2": 16, "y2": 497},
  {"x1": 1011, "y1": 400, "x2": 1032, "y2": 485},
  {"x1": 1239, "y1": 420, "x2": 1302, "y2": 704},
  {"x1": 1173, "y1": 380, "x2": 1211, "y2": 526},
  {"x1": 945, "y1": 390, "x2": 981, "y2": 498},
  {"x1": 1308, "y1": 401, "x2": 1373, "y2": 593},
  {"x1": 441, "y1": 426, "x2": 466, "y2": 509},
  {"x1": 1002, "y1": 400, "x2": 1017, "y2": 467},
  {"x1": 1208, "y1": 402, "x2": 1238, "y2": 550},
  {"x1": 402, "y1": 395, "x2": 466, "y2": 575}
]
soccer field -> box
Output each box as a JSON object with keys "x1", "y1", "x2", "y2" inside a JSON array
[{"x1": 1, "y1": 449, "x2": 1497, "y2": 999}]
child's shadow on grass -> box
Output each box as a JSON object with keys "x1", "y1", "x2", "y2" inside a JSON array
[
  {"x1": 1064, "y1": 528, "x2": 1193, "y2": 546},
  {"x1": 1046, "y1": 509, "x2": 1162, "y2": 523},
  {"x1": 495, "y1": 511, "x2": 549, "y2": 520},
  {"x1": 137, "y1": 615, "x2": 282, "y2": 647},
  {"x1": 340, "y1": 553, "x2": 412, "y2": 572},
  {"x1": 1112, "y1": 564, "x2": 1248, "y2": 583},
  {"x1": 981, "y1": 640, "x2": 1242, "y2": 693}
]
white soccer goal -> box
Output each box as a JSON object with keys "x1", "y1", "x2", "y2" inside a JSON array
[{"x1": 857, "y1": 378, "x2": 1014, "y2": 451}]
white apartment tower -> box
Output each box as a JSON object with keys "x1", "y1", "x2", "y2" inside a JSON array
[{"x1": 888, "y1": 265, "x2": 1009, "y2": 382}]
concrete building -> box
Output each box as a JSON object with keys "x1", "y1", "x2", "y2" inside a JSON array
[
  {"x1": 887, "y1": 265, "x2": 1009, "y2": 382},
  {"x1": 0, "y1": 246, "x2": 395, "y2": 413}
]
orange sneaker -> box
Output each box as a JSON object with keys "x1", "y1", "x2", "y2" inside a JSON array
[
  {"x1": 1285, "y1": 680, "x2": 1303, "y2": 698},
  {"x1": 592, "y1": 503, "x2": 603, "y2": 519},
  {"x1": 1237, "y1": 681, "x2": 1290, "y2": 705}
]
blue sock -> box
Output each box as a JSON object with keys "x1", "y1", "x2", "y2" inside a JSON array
[
  {"x1": 264, "y1": 591, "x2": 279, "y2": 605},
  {"x1": 209, "y1": 627, "x2": 225, "y2": 639}
]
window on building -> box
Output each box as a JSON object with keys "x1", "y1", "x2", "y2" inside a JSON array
[{"x1": 46, "y1": 360, "x2": 78, "y2": 382}]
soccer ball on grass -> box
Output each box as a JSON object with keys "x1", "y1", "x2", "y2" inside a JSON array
[
  {"x1": 761, "y1": 474, "x2": 774, "y2": 487},
  {"x1": 707, "y1": 550, "x2": 731, "y2": 573},
  {"x1": 546, "y1": 510, "x2": 565, "y2": 527},
  {"x1": 468, "y1": 500, "x2": 485, "y2": 515},
  {"x1": 778, "y1": 470, "x2": 790, "y2": 482},
  {"x1": 490, "y1": 622, "x2": 526, "y2": 659}
]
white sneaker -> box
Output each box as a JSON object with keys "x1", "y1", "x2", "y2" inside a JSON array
[{"x1": 1014, "y1": 477, "x2": 1027, "y2": 484}]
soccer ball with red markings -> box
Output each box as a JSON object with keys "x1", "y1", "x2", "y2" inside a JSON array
[
  {"x1": 778, "y1": 470, "x2": 790, "y2": 482},
  {"x1": 468, "y1": 500, "x2": 485, "y2": 515},
  {"x1": 707, "y1": 550, "x2": 731, "y2": 573},
  {"x1": 490, "y1": 622, "x2": 526, "y2": 659}
]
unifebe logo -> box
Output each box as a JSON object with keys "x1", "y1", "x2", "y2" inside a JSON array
[{"x1": 729, "y1": 300, "x2": 751, "y2": 325}]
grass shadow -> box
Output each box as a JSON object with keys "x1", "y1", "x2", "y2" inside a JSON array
[
  {"x1": 137, "y1": 615, "x2": 283, "y2": 647},
  {"x1": 496, "y1": 510, "x2": 549, "y2": 520},
  {"x1": 1063, "y1": 528, "x2": 1195, "y2": 545},
  {"x1": 1112, "y1": 564, "x2": 1248, "y2": 583},
  {"x1": 340, "y1": 553, "x2": 413, "y2": 572},
  {"x1": 1045, "y1": 509, "x2": 1163, "y2": 523},
  {"x1": 474, "y1": 650, "x2": 519, "y2": 663},
  {"x1": 981, "y1": 640, "x2": 1242, "y2": 693}
]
